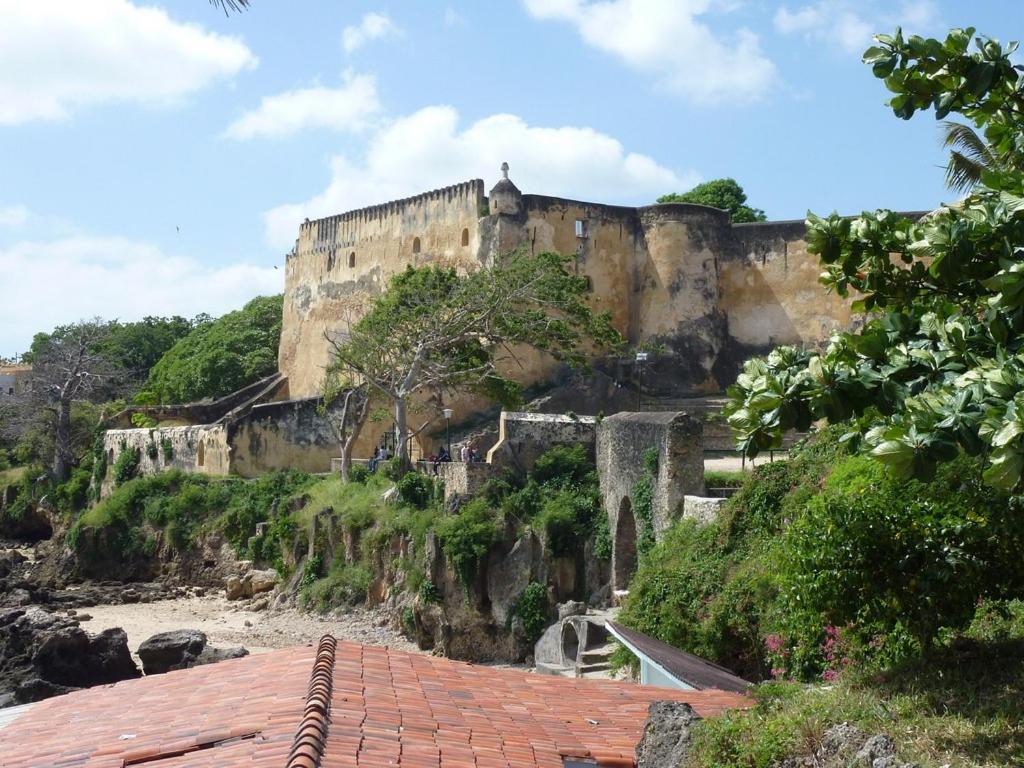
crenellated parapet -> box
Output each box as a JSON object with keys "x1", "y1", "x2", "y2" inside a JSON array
[{"x1": 291, "y1": 179, "x2": 486, "y2": 259}]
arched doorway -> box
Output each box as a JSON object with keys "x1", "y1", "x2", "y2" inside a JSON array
[{"x1": 614, "y1": 497, "x2": 638, "y2": 590}]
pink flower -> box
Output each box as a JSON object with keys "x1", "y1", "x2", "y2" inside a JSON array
[
  {"x1": 822, "y1": 669, "x2": 838, "y2": 682},
  {"x1": 764, "y1": 634, "x2": 783, "y2": 653}
]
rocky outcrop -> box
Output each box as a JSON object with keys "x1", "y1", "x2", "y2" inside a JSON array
[
  {"x1": 137, "y1": 629, "x2": 248, "y2": 675},
  {"x1": 0, "y1": 607, "x2": 139, "y2": 706},
  {"x1": 772, "y1": 723, "x2": 919, "y2": 768},
  {"x1": 636, "y1": 701, "x2": 702, "y2": 767},
  {"x1": 225, "y1": 567, "x2": 280, "y2": 601}
]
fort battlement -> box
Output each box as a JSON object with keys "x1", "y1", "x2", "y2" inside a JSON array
[{"x1": 292, "y1": 179, "x2": 486, "y2": 259}]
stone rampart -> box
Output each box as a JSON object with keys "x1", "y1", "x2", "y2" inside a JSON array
[{"x1": 486, "y1": 412, "x2": 597, "y2": 477}]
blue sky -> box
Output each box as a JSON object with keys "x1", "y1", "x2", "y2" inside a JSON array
[{"x1": 1, "y1": 0, "x2": 1020, "y2": 357}]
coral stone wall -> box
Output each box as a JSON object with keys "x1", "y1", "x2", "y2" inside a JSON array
[
  {"x1": 229, "y1": 398, "x2": 338, "y2": 477},
  {"x1": 277, "y1": 177, "x2": 871, "y2": 423},
  {"x1": 100, "y1": 425, "x2": 229, "y2": 496},
  {"x1": 279, "y1": 181, "x2": 487, "y2": 398},
  {"x1": 486, "y1": 412, "x2": 598, "y2": 477}
]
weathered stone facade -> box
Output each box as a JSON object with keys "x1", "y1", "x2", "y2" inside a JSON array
[
  {"x1": 280, "y1": 169, "x2": 863, "y2": 408},
  {"x1": 0, "y1": 365, "x2": 31, "y2": 397},
  {"x1": 596, "y1": 412, "x2": 705, "y2": 590}
]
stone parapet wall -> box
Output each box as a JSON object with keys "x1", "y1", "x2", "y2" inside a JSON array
[
  {"x1": 486, "y1": 412, "x2": 597, "y2": 477},
  {"x1": 100, "y1": 425, "x2": 229, "y2": 497}
]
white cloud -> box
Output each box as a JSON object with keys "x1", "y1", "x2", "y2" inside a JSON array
[
  {"x1": 0, "y1": 206, "x2": 30, "y2": 229},
  {"x1": 443, "y1": 7, "x2": 468, "y2": 27},
  {"x1": 523, "y1": 0, "x2": 777, "y2": 103},
  {"x1": 342, "y1": 12, "x2": 401, "y2": 54},
  {"x1": 0, "y1": 235, "x2": 281, "y2": 357},
  {"x1": 224, "y1": 72, "x2": 381, "y2": 140},
  {"x1": 0, "y1": 0, "x2": 257, "y2": 125},
  {"x1": 263, "y1": 106, "x2": 698, "y2": 249},
  {"x1": 774, "y1": 1, "x2": 941, "y2": 54}
]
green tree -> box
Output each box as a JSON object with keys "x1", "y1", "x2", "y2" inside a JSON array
[
  {"x1": 325, "y1": 251, "x2": 620, "y2": 469},
  {"x1": 658, "y1": 178, "x2": 766, "y2": 223},
  {"x1": 725, "y1": 27, "x2": 1024, "y2": 490},
  {"x1": 139, "y1": 295, "x2": 282, "y2": 404}
]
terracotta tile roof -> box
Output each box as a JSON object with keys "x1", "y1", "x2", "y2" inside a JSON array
[{"x1": 0, "y1": 636, "x2": 748, "y2": 767}]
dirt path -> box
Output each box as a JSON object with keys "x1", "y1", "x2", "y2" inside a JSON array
[{"x1": 77, "y1": 594, "x2": 420, "y2": 662}]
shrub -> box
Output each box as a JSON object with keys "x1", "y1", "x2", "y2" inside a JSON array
[
  {"x1": 401, "y1": 606, "x2": 416, "y2": 635},
  {"x1": 704, "y1": 469, "x2": 747, "y2": 488},
  {"x1": 418, "y1": 578, "x2": 441, "y2": 604},
  {"x1": 514, "y1": 582, "x2": 550, "y2": 644},
  {"x1": 536, "y1": 486, "x2": 601, "y2": 557},
  {"x1": 112, "y1": 446, "x2": 141, "y2": 486},
  {"x1": 160, "y1": 437, "x2": 174, "y2": 461},
  {"x1": 302, "y1": 562, "x2": 371, "y2": 612},
  {"x1": 776, "y1": 453, "x2": 1024, "y2": 675},
  {"x1": 397, "y1": 472, "x2": 433, "y2": 509},
  {"x1": 348, "y1": 463, "x2": 370, "y2": 484},
  {"x1": 434, "y1": 498, "x2": 499, "y2": 584},
  {"x1": 145, "y1": 441, "x2": 158, "y2": 461},
  {"x1": 531, "y1": 444, "x2": 595, "y2": 488}
]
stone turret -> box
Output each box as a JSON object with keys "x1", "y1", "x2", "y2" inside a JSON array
[{"x1": 488, "y1": 162, "x2": 522, "y2": 216}]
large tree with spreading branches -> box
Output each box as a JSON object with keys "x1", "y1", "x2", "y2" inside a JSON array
[
  {"x1": 726, "y1": 26, "x2": 1024, "y2": 490},
  {"x1": 324, "y1": 250, "x2": 621, "y2": 472}
]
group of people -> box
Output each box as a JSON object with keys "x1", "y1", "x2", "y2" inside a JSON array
[
  {"x1": 427, "y1": 442, "x2": 482, "y2": 475},
  {"x1": 366, "y1": 441, "x2": 483, "y2": 476}
]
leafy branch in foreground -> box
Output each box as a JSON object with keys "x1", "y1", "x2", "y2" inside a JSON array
[{"x1": 726, "y1": 26, "x2": 1024, "y2": 490}]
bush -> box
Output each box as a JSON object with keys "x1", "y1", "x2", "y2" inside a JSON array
[
  {"x1": 434, "y1": 498, "x2": 499, "y2": 584},
  {"x1": 514, "y1": 582, "x2": 550, "y2": 644},
  {"x1": 704, "y1": 469, "x2": 747, "y2": 488},
  {"x1": 160, "y1": 437, "x2": 174, "y2": 461},
  {"x1": 112, "y1": 446, "x2": 141, "y2": 486},
  {"x1": 775, "y1": 453, "x2": 1024, "y2": 676},
  {"x1": 397, "y1": 472, "x2": 433, "y2": 509},
  {"x1": 348, "y1": 463, "x2": 370, "y2": 484},
  {"x1": 302, "y1": 562, "x2": 371, "y2": 612},
  {"x1": 535, "y1": 486, "x2": 601, "y2": 557}
]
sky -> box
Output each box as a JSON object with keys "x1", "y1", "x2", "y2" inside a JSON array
[{"x1": 1, "y1": 0, "x2": 1020, "y2": 357}]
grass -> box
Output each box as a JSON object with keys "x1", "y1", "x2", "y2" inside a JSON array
[
  {"x1": 0, "y1": 466, "x2": 27, "y2": 490},
  {"x1": 704, "y1": 469, "x2": 748, "y2": 488},
  {"x1": 688, "y1": 602, "x2": 1024, "y2": 768},
  {"x1": 296, "y1": 473, "x2": 391, "y2": 532}
]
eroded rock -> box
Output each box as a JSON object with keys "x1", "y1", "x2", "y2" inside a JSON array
[
  {"x1": 137, "y1": 629, "x2": 248, "y2": 675},
  {"x1": 0, "y1": 607, "x2": 139, "y2": 704},
  {"x1": 636, "y1": 701, "x2": 702, "y2": 768}
]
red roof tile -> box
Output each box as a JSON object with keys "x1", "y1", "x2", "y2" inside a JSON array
[{"x1": 0, "y1": 637, "x2": 748, "y2": 767}]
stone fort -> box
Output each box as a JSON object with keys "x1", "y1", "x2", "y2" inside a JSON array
[
  {"x1": 106, "y1": 166, "x2": 856, "y2": 489},
  {"x1": 280, "y1": 164, "x2": 852, "y2": 404}
]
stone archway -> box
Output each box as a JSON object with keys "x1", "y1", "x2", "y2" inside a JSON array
[{"x1": 613, "y1": 496, "x2": 638, "y2": 591}]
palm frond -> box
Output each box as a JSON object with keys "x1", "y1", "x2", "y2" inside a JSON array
[
  {"x1": 209, "y1": 0, "x2": 250, "y2": 14},
  {"x1": 944, "y1": 150, "x2": 987, "y2": 193},
  {"x1": 940, "y1": 122, "x2": 996, "y2": 193}
]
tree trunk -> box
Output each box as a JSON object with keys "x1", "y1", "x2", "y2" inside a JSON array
[
  {"x1": 52, "y1": 399, "x2": 72, "y2": 482},
  {"x1": 339, "y1": 392, "x2": 369, "y2": 482},
  {"x1": 394, "y1": 397, "x2": 412, "y2": 473}
]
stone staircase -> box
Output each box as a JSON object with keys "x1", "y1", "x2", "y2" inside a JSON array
[{"x1": 534, "y1": 608, "x2": 622, "y2": 681}]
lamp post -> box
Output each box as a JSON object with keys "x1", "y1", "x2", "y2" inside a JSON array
[
  {"x1": 442, "y1": 408, "x2": 453, "y2": 456},
  {"x1": 635, "y1": 351, "x2": 649, "y2": 411}
]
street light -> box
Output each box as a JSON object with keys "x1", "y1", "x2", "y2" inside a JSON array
[
  {"x1": 635, "y1": 351, "x2": 649, "y2": 410},
  {"x1": 442, "y1": 408, "x2": 453, "y2": 456}
]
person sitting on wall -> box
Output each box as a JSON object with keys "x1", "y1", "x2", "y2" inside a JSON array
[
  {"x1": 368, "y1": 446, "x2": 383, "y2": 473},
  {"x1": 459, "y1": 443, "x2": 470, "y2": 463},
  {"x1": 469, "y1": 442, "x2": 482, "y2": 463},
  {"x1": 432, "y1": 447, "x2": 451, "y2": 476}
]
